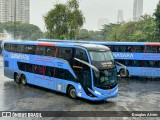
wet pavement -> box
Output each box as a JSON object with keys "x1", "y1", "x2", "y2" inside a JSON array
[{"x1": 0, "y1": 56, "x2": 160, "y2": 120}]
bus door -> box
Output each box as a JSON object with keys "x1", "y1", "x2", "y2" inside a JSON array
[{"x1": 72, "y1": 48, "x2": 92, "y2": 94}]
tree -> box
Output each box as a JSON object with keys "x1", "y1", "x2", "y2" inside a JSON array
[
  {"x1": 0, "y1": 22, "x2": 44, "y2": 40},
  {"x1": 77, "y1": 29, "x2": 90, "y2": 40},
  {"x1": 44, "y1": 0, "x2": 85, "y2": 40},
  {"x1": 154, "y1": 1, "x2": 160, "y2": 34},
  {"x1": 101, "y1": 15, "x2": 158, "y2": 42}
]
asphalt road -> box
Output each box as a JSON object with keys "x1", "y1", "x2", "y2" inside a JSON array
[{"x1": 0, "y1": 56, "x2": 160, "y2": 120}]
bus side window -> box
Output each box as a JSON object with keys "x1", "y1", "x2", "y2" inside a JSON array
[
  {"x1": 158, "y1": 47, "x2": 160, "y2": 53},
  {"x1": 26, "y1": 63, "x2": 34, "y2": 73},
  {"x1": 125, "y1": 60, "x2": 132, "y2": 66},
  {"x1": 10, "y1": 44, "x2": 18, "y2": 53},
  {"x1": 152, "y1": 46, "x2": 157, "y2": 53},
  {"x1": 145, "y1": 46, "x2": 155, "y2": 53},
  {"x1": 46, "y1": 46, "x2": 56, "y2": 57},
  {"x1": 46, "y1": 66, "x2": 54, "y2": 77},
  {"x1": 74, "y1": 49, "x2": 88, "y2": 62},
  {"x1": 134, "y1": 46, "x2": 144, "y2": 52},
  {"x1": 149, "y1": 61, "x2": 154, "y2": 67},
  {"x1": 117, "y1": 60, "x2": 125, "y2": 65},
  {"x1": 17, "y1": 44, "x2": 22, "y2": 53},
  {"x1": 155, "y1": 61, "x2": 160, "y2": 68},
  {"x1": 55, "y1": 68, "x2": 76, "y2": 81},
  {"x1": 132, "y1": 60, "x2": 140, "y2": 67},
  {"x1": 146, "y1": 46, "x2": 158, "y2": 53},
  {"x1": 111, "y1": 46, "x2": 114, "y2": 52},
  {"x1": 107, "y1": 46, "x2": 113, "y2": 51},
  {"x1": 113, "y1": 46, "x2": 119, "y2": 52},
  {"x1": 143, "y1": 61, "x2": 149, "y2": 67},
  {"x1": 127, "y1": 46, "x2": 134, "y2": 52},
  {"x1": 4, "y1": 43, "x2": 10, "y2": 52},
  {"x1": 37, "y1": 46, "x2": 46, "y2": 56},
  {"x1": 57, "y1": 47, "x2": 73, "y2": 64},
  {"x1": 119, "y1": 46, "x2": 126, "y2": 52},
  {"x1": 34, "y1": 65, "x2": 44, "y2": 75},
  {"x1": 25, "y1": 45, "x2": 36, "y2": 55},
  {"x1": 17, "y1": 62, "x2": 26, "y2": 71}
]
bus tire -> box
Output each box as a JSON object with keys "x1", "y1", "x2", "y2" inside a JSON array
[
  {"x1": 14, "y1": 73, "x2": 20, "y2": 84},
  {"x1": 21, "y1": 74, "x2": 27, "y2": 86},
  {"x1": 67, "y1": 86, "x2": 76, "y2": 99},
  {"x1": 119, "y1": 69, "x2": 129, "y2": 78}
]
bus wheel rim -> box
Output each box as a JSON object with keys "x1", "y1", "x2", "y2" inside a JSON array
[
  {"x1": 22, "y1": 76, "x2": 26, "y2": 84},
  {"x1": 15, "y1": 75, "x2": 19, "y2": 82},
  {"x1": 70, "y1": 89, "x2": 76, "y2": 98}
]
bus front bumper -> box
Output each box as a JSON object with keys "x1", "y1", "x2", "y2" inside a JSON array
[{"x1": 86, "y1": 84, "x2": 118, "y2": 101}]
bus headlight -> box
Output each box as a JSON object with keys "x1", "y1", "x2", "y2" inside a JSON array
[{"x1": 94, "y1": 90, "x2": 101, "y2": 95}]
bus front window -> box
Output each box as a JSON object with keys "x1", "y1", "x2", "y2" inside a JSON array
[
  {"x1": 89, "y1": 51, "x2": 115, "y2": 68},
  {"x1": 89, "y1": 51, "x2": 117, "y2": 89}
]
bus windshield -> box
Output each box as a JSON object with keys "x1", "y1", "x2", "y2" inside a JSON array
[{"x1": 89, "y1": 51, "x2": 115, "y2": 68}]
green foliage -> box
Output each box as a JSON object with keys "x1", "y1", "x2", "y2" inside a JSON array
[
  {"x1": 100, "y1": 15, "x2": 159, "y2": 42},
  {"x1": 44, "y1": 0, "x2": 85, "y2": 40},
  {"x1": 154, "y1": 1, "x2": 160, "y2": 33},
  {"x1": 0, "y1": 22, "x2": 44, "y2": 40},
  {"x1": 77, "y1": 29, "x2": 103, "y2": 40}
]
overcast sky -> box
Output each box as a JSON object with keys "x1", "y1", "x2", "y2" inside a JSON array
[{"x1": 30, "y1": 0, "x2": 159, "y2": 31}]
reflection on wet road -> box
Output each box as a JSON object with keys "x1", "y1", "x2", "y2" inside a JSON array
[{"x1": 0, "y1": 56, "x2": 160, "y2": 119}]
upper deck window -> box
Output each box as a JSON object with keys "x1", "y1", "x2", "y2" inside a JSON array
[
  {"x1": 57, "y1": 47, "x2": 73, "y2": 63},
  {"x1": 112, "y1": 45, "x2": 144, "y2": 53},
  {"x1": 134, "y1": 46, "x2": 144, "y2": 52},
  {"x1": 74, "y1": 49, "x2": 88, "y2": 62},
  {"x1": 10, "y1": 44, "x2": 18, "y2": 53},
  {"x1": 145, "y1": 46, "x2": 160, "y2": 53},
  {"x1": 4, "y1": 43, "x2": 10, "y2": 51},
  {"x1": 24, "y1": 45, "x2": 36, "y2": 54},
  {"x1": 37, "y1": 46, "x2": 46, "y2": 56},
  {"x1": 46, "y1": 46, "x2": 56, "y2": 57}
]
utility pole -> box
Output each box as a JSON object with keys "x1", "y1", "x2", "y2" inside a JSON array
[{"x1": 14, "y1": 0, "x2": 16, "y2": 39}]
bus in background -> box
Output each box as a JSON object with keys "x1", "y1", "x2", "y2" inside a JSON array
[
  {"x1": 38, "y1": 39, "x2": 160, "y2": 78},
  {"x1": 91, "y1": 42, "x2": 160, "y2": 78},
  {"x1": 3, "y1": 40, "x2": 118, "y2": 101}
]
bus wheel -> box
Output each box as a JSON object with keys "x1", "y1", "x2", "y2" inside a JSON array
[
  {"x1": 21, "y1": 75, "x2": 27, "y2": 85},
  {"x1": 119, "y1": 69, "x2": 129, "y2": 77},
  {"x1": 14, "y1": 73, "x2": 20, "y2": 84},
  {"x1": 68, "y1": 86, "x2": 76, "y2": 99}
]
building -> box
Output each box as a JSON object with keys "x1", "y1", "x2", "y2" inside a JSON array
[
  {"x1": 117, "y1": 10, "x2": 123, "y2": 23},
  {"x1": 97, "y1": 18, "x2": 109, "y2": 30},
  {"x1": 0, "y1": 0, "x2": 30, "y2": 23},
  {"x1": 133, "y1": 0, "x2": 143, "y2": 21}
]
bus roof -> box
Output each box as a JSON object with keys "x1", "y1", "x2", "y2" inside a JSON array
[
  {"x1": 38, "y1": 39, "x2": 160, "y2": 46},
  {"x1": 3, "y1": 40, "x2": 110, "y2": 51},
  {"x1": 38, "y1": 39, "x2": 145, "y2": 45}
]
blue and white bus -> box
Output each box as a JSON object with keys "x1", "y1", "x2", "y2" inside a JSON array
[
  {"x1": 3, "y1": 40, "x2": 118, "y2": 101},
  {"x1": 38, "y1": 39, "x2": 160, "y2": 78}
]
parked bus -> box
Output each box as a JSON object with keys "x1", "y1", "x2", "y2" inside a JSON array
[
  {"x1": 38, "y1": 39, "x2": 160, "y2": 78},
  {"x1": 3, "y1": 40, "x2": 118, "y2": 101}
]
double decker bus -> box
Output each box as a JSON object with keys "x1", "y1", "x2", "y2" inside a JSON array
[
  {"x1": 38, "y1": 39, "x2": 160, "y2": 78},
  {"x1": 3, "y1": 40, "x2": 118, "y2": 101}
]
